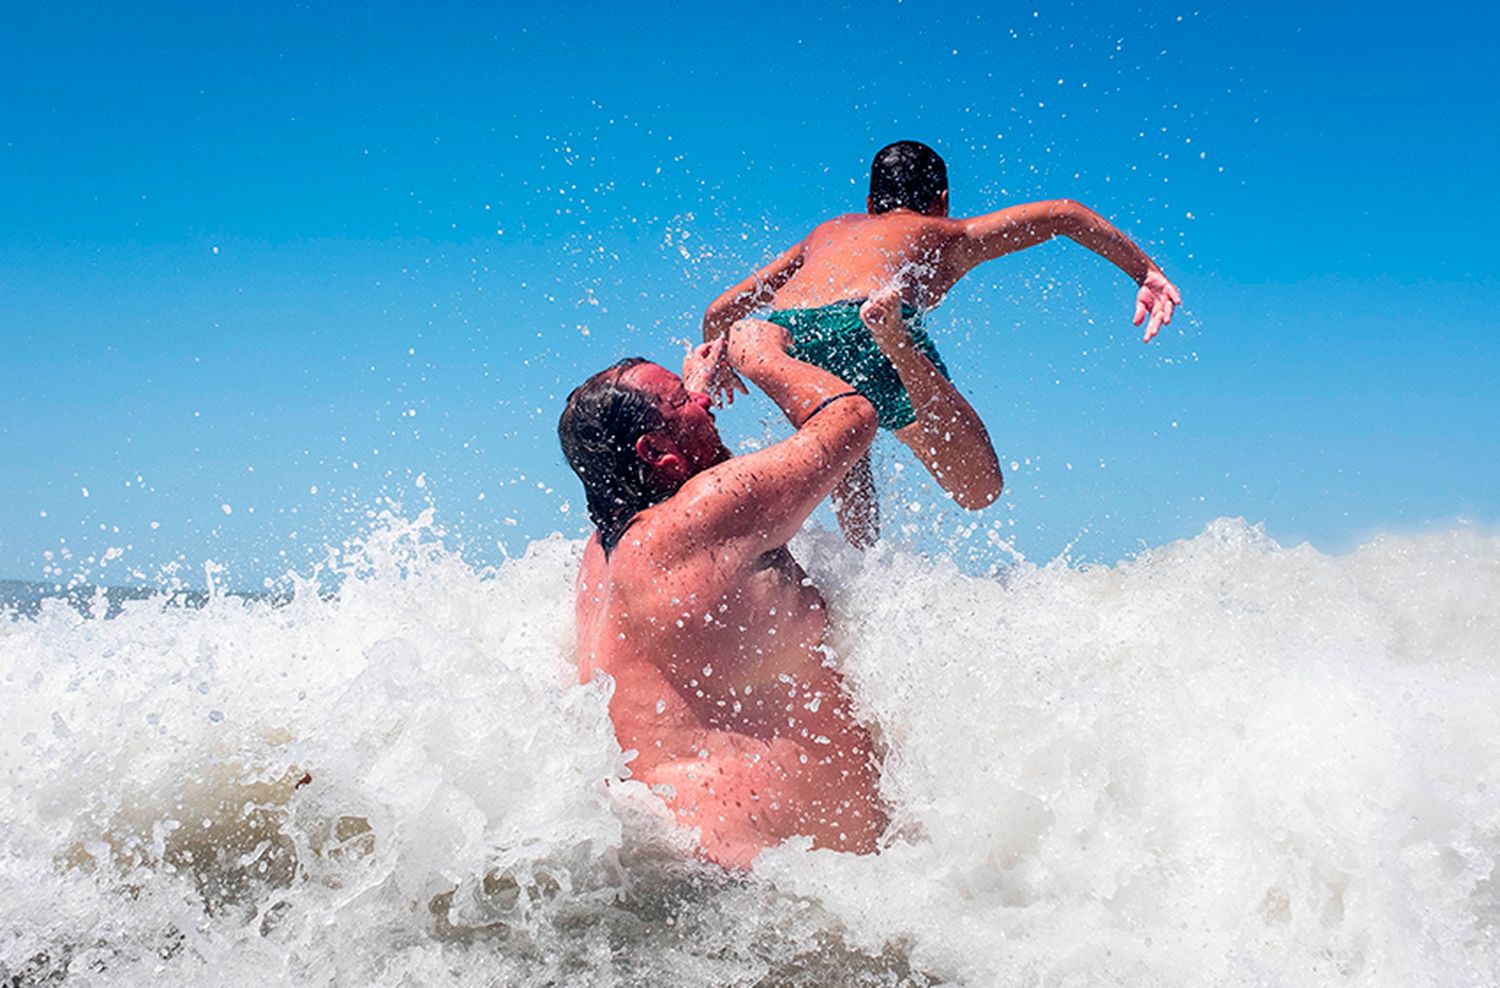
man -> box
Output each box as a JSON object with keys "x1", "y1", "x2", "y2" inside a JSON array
[
  {"x1": 703, "y1": 139, "x2": 1182, "y2": 546},
  {"x1": 558, "y1": 321, "x2": 886, "y2": 869}
]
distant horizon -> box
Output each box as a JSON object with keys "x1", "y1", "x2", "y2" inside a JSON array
[{"x1": 7, "y1": 510, "x2": 1499, "y2": 598}]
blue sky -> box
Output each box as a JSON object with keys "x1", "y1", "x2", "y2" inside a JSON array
[{"x1": 3, "y1": 1, "x2": 1497, "y2": 587}]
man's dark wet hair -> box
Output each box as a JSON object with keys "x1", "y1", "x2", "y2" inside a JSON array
[
  {"x1": 868, "y1": 140, "x2": 948, "y2": 214},
  {"x1": 558, "y1": 357, "x2": 671, "y2": 555}
]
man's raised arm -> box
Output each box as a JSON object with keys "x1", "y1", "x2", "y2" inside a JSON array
[
  {"x1": 670, "y1": 319, "x2": 876, "y2": 554},
  {"x1": 953, "y1": 199, "x2": 1182, "y2": 341}
]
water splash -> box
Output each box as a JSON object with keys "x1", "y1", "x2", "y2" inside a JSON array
[{"x1": 2, "y1": 515, "x2": 1497, "y2": 985}]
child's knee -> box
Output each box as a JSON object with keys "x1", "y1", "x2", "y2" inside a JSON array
[
  {"x1": 955, "y1": 477, "x2": 1002, "y2": 510},
  {"x1": 954, "y1": 461, "x2": 1003, "y2": 509}
]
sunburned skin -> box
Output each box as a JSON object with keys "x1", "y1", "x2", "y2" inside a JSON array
[
  {"x1": 568, "y1": 342, "x2": 885, "y2": 869},
  {"x1": 575, "y1": 532, "x2": 884, "y2": 869}
]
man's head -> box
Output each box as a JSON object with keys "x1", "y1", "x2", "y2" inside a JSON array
[
  {"x1": 868, "y1": 140, "x2": 949, "y2": 216},
  {"x1": 558, "y1": 359, "x2": 727, "y2": 553}
]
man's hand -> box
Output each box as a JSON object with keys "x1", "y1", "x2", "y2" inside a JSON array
[
  {"x1": 859, "y1": 285, "x2": 910, "y2": 352},
  {"x1": 1133, "y1": 269, "x2": 1182, "y2": 343},
  {"x1": 682, "y1": 339, "x2": 744, "y2": 405},
  {"x1": 727, "y1": 318, "x2": 793, "y2": 372}
]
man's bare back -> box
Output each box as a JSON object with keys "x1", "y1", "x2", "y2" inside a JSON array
[{"x1": 560, "y1": 331, "x2": 886, "y2": 868}]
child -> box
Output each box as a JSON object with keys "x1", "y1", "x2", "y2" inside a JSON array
[{"x1": 702, "y1": 140, "x2": 1182, "y2": 546}]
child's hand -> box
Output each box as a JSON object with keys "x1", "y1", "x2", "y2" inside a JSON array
[
  {"x1": 708, "y1": 359, "x2": 749, "y2": 408},
  {"x1": 1133, "y1": 269, "x2": 1182, "y2": 342},
  {"x1": 683, "y1": 339, "x2": 747, "y2": 407}
]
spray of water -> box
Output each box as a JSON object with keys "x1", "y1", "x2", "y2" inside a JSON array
[{"x1": 2, "y1": 514, "x2": 1497, "y2": 986}]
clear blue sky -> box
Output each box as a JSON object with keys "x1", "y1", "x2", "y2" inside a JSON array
[{"x1": 3, "y1": 1, "x2": 1497, "y2": 587}]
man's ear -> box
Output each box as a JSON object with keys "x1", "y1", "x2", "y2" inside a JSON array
[
  {"x1": 866, "y1": 195, "x2": 876, "y2": 215},
  {"x1": 929, "y1": 189, "x2": 950, "y2": 217},
  {"x1": 634, "y1": 432, "x2": 681, "y2": 471}
]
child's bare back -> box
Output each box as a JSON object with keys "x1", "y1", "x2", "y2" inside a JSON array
[{"x1": 771, "y1": 211, "x2": 968, "y2": 311}]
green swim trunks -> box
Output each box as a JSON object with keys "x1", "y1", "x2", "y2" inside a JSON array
[{"x1": 766, "y1": 300, "x2": 951, "y2": 431}]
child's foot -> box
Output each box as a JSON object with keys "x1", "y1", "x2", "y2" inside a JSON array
[{"x1": 860, "y1": 285, "x2": 909, "y2": 348}]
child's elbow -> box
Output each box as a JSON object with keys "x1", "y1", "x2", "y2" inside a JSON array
[
  {"x1": 703, "y1": 298, "x2": 734, "y2": 338},
  {"x1": 1050, "y1": 199, "x2": 1095, "y2": 232}
]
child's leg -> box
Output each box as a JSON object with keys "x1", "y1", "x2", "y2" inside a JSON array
[
  {"x1": 830, "y1": 450, "x2": 879, "y2": 548},
  {"x1": 893, "y1": 413, "x2": 1003, "y2": 510},
  {"x1": 860, "y1": 291, "x2": 1004, "y2": 511}
]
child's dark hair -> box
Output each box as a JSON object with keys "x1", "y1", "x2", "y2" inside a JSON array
[
  {"x1": 557, "y1": 358, "x2": 672, "y2": 555},
  {"x1": 868, "y1": 140, "x2": 948, "y2": 214}
]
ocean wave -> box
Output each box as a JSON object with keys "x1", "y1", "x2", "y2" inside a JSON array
[{"x1": 2, "y1": 514, "x2": 1497, "y2": 986}]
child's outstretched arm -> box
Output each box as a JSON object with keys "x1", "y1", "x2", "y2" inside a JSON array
[
  {"x1": 703, "y1": 241, "x2": 806, "y2": 343},
  {"x1": 700, "y1": 240, "x2": 807, "y2": 406},
  {"x1": 955, "y1": 200, "x2": 1182, "y2": 342}
]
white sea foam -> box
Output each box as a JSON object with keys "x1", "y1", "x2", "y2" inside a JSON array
[{"x1": 1, "y1": 514, "x2": 1497, "y2": 986}]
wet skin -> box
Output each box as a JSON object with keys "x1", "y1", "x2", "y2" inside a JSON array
[
  {"x1": 702, "y1": 197, "x2": 1181, "y2": 545},
  {"x1": 769, "y1": 210, "x2": 972, "y2": 311},
  {"x1": 574, "y1": 360, "x2": 885, "y2": 869}
]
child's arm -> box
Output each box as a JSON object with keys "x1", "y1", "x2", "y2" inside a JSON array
[
  {"x1": 699, "y1": 240, "x2": 807, "y2": 405},
  {"x1": 955, "y1": 199, "x2": 1182, "y2": 341},
  {"x1": 703, "y1": 241, "x2": 806, "y2": 343}
]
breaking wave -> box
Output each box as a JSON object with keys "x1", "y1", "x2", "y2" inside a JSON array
[{"x1": 2, "y1": 513, "x2": 1497, "y2": 986}]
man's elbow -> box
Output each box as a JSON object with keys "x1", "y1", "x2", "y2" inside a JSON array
[
  {"x1": 846, "y1": 397, "x2": 879, "y2": 450},
  {"x1": 811, "y1": 394, "x2": 878, "y2": 452}
]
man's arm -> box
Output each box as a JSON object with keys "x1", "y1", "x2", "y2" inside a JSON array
[
  {"x1": 665, "y1": 320, "x2": 877, "y2": 555},
  {"x1": 952, "y1": 199, "x2": 1182, "y2": 341}
]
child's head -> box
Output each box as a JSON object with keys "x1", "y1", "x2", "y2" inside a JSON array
[{"x1": 868, "y1": 141, "x2": 948, "y2": 216}]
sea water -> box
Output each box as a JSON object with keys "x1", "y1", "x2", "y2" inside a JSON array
[{"x1": 2, "y1": 513, "x2": 1497, "y2": 986}]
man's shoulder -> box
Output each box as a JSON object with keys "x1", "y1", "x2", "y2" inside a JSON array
[{"x1": 608, "y1": 484, "x2": 766, "y2": 579}]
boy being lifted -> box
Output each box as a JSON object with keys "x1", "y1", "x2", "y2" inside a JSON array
[{"x1": 703, "y1": 140, "x2": 1182, "y2": 546}]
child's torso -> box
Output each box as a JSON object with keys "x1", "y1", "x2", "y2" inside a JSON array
[{"x1": 771, "y1": 212, "x2": 965, "y2": 310}]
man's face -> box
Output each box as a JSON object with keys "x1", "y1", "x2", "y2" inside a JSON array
[{"x1": 622, "y1": 362, "x2": 729, "y2": 481}]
